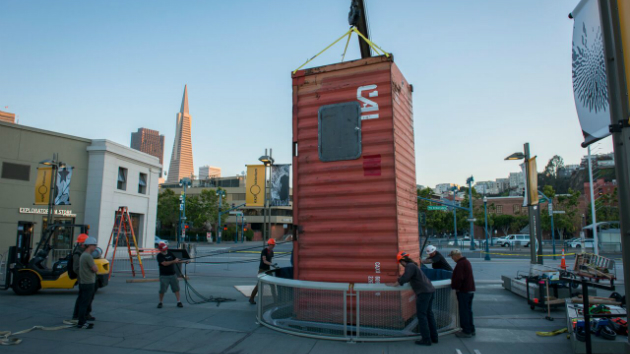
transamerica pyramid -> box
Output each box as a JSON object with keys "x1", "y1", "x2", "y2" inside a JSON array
[{"x1": 166, "y1": 85, "x2": 194, "y2": 183}]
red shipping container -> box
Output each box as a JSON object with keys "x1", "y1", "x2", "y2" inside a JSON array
[{"x1": 292, "y1": 55, "x2": 418, "y2": 284}]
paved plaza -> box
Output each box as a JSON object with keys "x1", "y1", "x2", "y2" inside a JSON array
[{"x1": 0, "y1": 242, "x2": 623, "y2": 354}]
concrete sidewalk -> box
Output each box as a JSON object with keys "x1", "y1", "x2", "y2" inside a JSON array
[{"x1": 0, "y1": 272, "x2": 573, "y2": 354}]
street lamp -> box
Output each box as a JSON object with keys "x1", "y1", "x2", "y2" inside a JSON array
[
  {"x1": 483, "y1": 196, "x2": 491, "y2": 261},
  {"x1": 259, "y1": 148, "x2": 274, "y2": 242},
  {"x1": 466, "y1": 176, "x2": 475, "y2": 251},
  {"x1": 178, "y1": 178, "x2": 192, "y2": 248},
  {"x1": 216, "y1": 189, "x2": 226, "y2": 244},
  {"x1": 505, "y1": 142, "x2": 542, "y2": 265},
  {"x1": 451, "y1": 186, "x2": 459, "y2": 247}
]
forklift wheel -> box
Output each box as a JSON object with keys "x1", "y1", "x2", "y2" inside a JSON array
[{"x1": 12, "y1": 272, "x2": 40, "y2": 295}]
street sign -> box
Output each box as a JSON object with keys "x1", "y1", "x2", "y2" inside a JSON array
[
  {"x1": 179, "y1": 204, "x2": 183, "y2": 210},
  {"x1": 467, "y1": 218, "x2": 477, "y2": 222},
  {"x1": 229, "y1": 211, "x2": 243, "y2": 216},
  {"x1": 428, "y1": 206, "x2": 448, "y2": 211},
  {"x1": 548, "y1": 204, "x2": 553, "y2": 216},
  {"x1": 553, "y1": 210, "x2": 566, "y2": 214}
]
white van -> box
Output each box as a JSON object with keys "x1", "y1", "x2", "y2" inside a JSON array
[{"x1": 501, "y1": 234, "x2": 534, "y2": 247}]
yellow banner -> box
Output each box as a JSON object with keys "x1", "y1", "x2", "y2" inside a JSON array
[
  {"x1": 246, "y1": 165, "x2": 266, "y2": 207},
  {"x1": 527, "y1": 157, "x2": 539, "y2": 205},
  {"x1": 34, "y1": 167, "x2": 52, "y2": 205}
]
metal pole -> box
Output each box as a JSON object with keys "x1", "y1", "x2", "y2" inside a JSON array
[
  {"x1": 524, "y1": 143, "x2": 538, "y2": 265},
  {"x1": 453, "y1": 204, "x2": 458, "y2": 247},
  {"x1": 550, "y1": 202, "x2": 556, "y2": 260},
  {"x1": 182, "y1": 183, "x2": 187, "y2": 245},
  {"x1": 598, "y1": 3, "x2": 630, "y2": 343},
  {"x1": 468, "y1": 177, "x2": 475, "y2": 251},
  {"x1": 588, "y1": 146, "x2": 599, "y2": 254},
  {"x1": 217, "y1": 192, "x2": 222, "y2": 244},
  {"x1": 484, "y1": 198, "x2": 490, "y2": 261}
]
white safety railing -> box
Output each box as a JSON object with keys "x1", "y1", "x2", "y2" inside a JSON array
[{"x1": 256, "y1": 274, "x2": 459, "y2": 342}]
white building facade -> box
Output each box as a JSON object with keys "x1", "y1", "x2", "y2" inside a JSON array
[{"x1": 85, "y1": 140, "x2": 161, "y2": 252}]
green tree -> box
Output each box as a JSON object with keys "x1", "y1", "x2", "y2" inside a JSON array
[
  {"x1": 494, "y1": 214, "x2": 515, "y2": 236},
  {"x1": 186, "y1": 188, "x2": 230, "y2": 234},
  {"x1": 553, "y1": 188, "x2": 582, "y2": 239},
  {"x1": 157, "y1": 189, "x2": 180, "y2": 237}
]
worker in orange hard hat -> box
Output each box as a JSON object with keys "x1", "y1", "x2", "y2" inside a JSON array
[
  {"x1": 389, "y1": 251, "x2": 438, "y2": 346},
  {"x1": 249, "y1": 239, "x2": 277, "y2": 305},
  {"x1": 72, "y1": 233, "x2": 95, "y2": 322}
]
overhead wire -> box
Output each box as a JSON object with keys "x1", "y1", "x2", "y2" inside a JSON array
[{"x1": 176, "y1": 241, "x2": 292, "y2": 305}]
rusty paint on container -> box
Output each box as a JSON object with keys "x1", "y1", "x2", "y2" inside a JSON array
[
  {"x1": 292, "y1": 55, "x2": 418, "y2": 285},
  {"x1": 292, "y1": 56, "x2": 418, "y2": 327}
]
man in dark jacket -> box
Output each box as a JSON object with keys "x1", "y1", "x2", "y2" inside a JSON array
[
  {"x1": 449, "y1": 249, "x2": 476, "y2": 337},
  {"x1": 72, "y1": 233, "x2": 95, "y2": 322},
  {"x1": 388, "y1": 251, "x2": 438, "y2": 346}
]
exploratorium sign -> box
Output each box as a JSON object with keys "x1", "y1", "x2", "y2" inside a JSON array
[{"x1": 19, "y1": 208, "x2": 76, "y2": 217}]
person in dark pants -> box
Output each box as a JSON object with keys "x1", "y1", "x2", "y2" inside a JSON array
[
  {"x1": 421, "y1": 245, "x2": 453, "y2": 271},
  {"x1": 249, "y1": 239, "x2": 277, "y2": 305},
  {"x1": 76, "y1": 237, "x2": 98, "y2": 329},
  {"x1": 388, "y1": 251, "x2": 438, "y2": 346},
  {"x1": 449, "y1": 249, "x2": 476, "y2": 338},
  {"x1": 156, "y1": 242, "x2": 187, "y2": 308},
  {"x1": 72, "y1": 233, "x2": 96, "y2": 322}
]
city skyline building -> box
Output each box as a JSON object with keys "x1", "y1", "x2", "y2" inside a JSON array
[
  {"x1": 166, "y1": 85, "x2": 194, "y2": 183},
  {"x1": 130, "y1": 128, "x2": 165, "y2": 165},
  {"x1": 199, "y1": 165, "x2": 221, "y2": 179},
  {"x1": 0, "y1": 110, "x2": 16, "y2": 124}
]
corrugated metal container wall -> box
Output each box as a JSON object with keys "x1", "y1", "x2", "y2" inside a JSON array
[{"x1": 292, "y1": 55, "x2": 418, "y2": 285}]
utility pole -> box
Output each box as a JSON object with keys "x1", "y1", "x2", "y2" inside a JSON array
[
  {"x1": 466, "y1": 176, "x2": 475, "y2": 251},
  {"x1": 598, "y1": 2, "x2": 630, "y2": 344}
]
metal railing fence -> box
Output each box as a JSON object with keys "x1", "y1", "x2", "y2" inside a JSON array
[{"x1": 257, "y1": 275, "x2": 459, "y2": 342}]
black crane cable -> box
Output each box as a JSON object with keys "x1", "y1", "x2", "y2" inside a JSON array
[{"x1": 175, "y1": 241, "x2": 292, "y2": 305}]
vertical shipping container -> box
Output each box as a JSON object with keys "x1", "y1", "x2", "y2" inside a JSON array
[{"x1": 292, "y1": 55, "x2": 418, "y2": 285}]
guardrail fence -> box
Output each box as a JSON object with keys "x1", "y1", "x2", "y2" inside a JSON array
[{"x1": 257, "y1": 275, "x2": 459, "y2": 342}]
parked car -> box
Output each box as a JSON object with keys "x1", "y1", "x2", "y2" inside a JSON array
[
  {"x1": 567, "y1": 238, "x2": 596, "y2": 249},
  {"x1": 154, "y1": 236, "x2": 169, "y2": 248},
  {"x1": 447, "y1": 237, "x2": 480, "y2": 247},
  {"x1": 501, "y1": 234, "x2": 536, "y2": 248}
]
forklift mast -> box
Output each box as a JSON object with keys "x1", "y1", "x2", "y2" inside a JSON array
[
  {"x1": 29, "y1": 224, "x2": 88, "y2": 268},
  {"x1": 349, "y1": 0, "x2": 371, "y2": 59}
]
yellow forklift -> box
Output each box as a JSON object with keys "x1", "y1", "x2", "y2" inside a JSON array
[{"x1": 3, "y1": 223, "x2": 109, "y2": 295}]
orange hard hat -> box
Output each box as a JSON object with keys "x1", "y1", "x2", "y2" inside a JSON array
[
  {"x1": 267, "y1": 239, "x2": 276, "y2": 245},
  {"x1": 77, "y1": 234, "x2": 89, "y2": 243},
  {"x1": 396, "y1": 251, "x2": 410, "y2": 263}
]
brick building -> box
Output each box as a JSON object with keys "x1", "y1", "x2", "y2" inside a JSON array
[{"x1": 130, "y1": 128, "x2": 165, "y2": 165}]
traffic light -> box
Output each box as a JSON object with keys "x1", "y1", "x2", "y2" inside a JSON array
[
  {"x1": 223, "y1": 225, "x2": 228, "y2": 231},
  {"x1": 419, "y1": 212, "x2": 427, "y2": 226},
  {"x1": 244, "y1": 228, "x2": 248, "y2": 232}
]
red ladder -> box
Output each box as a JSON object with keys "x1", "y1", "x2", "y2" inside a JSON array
[{"x1": 104, "y1": 206, "x2": 145, "y2": 279}]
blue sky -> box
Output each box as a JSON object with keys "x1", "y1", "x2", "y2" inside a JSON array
[{"x1": 0, "y1": 0, "x2": 611, "y2": 188}]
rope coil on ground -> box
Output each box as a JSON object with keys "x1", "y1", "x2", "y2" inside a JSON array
[{"x1": 0, "y1": 324, "x2": 73, "y2": 346}]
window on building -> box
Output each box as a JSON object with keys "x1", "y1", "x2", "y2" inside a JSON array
[
  {"x1": 138, "y1": 173, "x2": 147, "y2": 194},
  {"x1": 496, "y1": 205, "x2": 503, "y2": 215},
  {"x1": 522, "y1": 206, "x2": 528, "y2": 214},
  {"x1": 1, "y1": 162, "x2": 30, "y2": 181},
  {"x1": 513, "y1": 205, "x2": 520, "y2": 214},
  {"x1": 117, "y1": 167, "x2": 127, "y2": 190},
  {"x1": 230, "y1": 193, "x2": 246, "y2": 201}
]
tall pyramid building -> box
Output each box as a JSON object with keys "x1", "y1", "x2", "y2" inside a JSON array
[{"x1": 166, "y1": 85, "x2": 194, "y2": 183}]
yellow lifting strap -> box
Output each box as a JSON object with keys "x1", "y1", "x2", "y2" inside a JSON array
[
  {"x1": 535, "y1": 327, "x2": 568, "y2": 337},
  {"x1": 293, "y1": 26, "x2": 390, "y2": 74}
]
